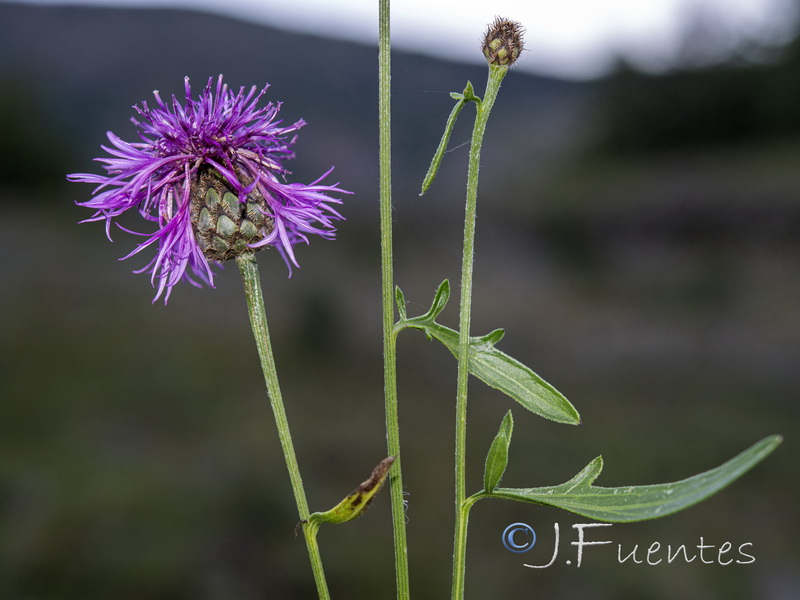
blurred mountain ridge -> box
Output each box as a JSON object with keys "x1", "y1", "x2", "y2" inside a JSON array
[
  {"x1": 3, "y1": 1, "x2": 800, "y2": 224},
  {"x1": 0, "y1": 1, "x2": 579, "y2": 197},
  {"x1": 3, "y1": 1, "x2": 800, "y2": 271}
]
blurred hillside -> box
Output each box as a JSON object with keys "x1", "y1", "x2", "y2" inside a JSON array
[
  {"x1": 0, "y1": 2, "x2": 579, "y2": 198},
  {"x1": 1, "y1": 2, "x2": 798, "y2": 600}
]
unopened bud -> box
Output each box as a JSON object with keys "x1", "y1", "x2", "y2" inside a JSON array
[{"x1": 482, "y1": 17, "x2": 524, "y2": 67}]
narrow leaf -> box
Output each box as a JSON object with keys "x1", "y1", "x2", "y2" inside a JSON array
[
  {"x1": 420, "y1": 82, "x2": 480, "y2": 195},
  {"x1": 490, "y1": 435, "x2": 782, "y2": 522},
  {"x1": 308, "y1": 457, "x2": 395, "y2": 526},
  {"x1": 427, "y1": 279, "x2": 450, "y2": 320},
  {"x1": 479, "y1": 328, "x2": 505, "y2": 346},
  {"x1": 412, "y1": 279, "x2": 450, "y2": 322},
  {"x1": 404, "y1": 319, "x2": 579, "y2": 424},
  {"x1": 395, "y1": 286, "x2": 407, "y2": 320},
  {"x1": 461, "y1": 80, "x2": 479, "y2": 102},
  {"x1": 484, "y1": 410, "x2": 514, "y2": 492},
  {"x1": 397, "y1": 282, "x2": 578, "y2": 424}
]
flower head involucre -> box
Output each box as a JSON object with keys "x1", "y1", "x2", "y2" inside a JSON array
[
  {"x1": 69, "y1": 76, "x2": 349, "y2": 303},
  {"x1": 482, "y1": 17, "x2": 524, "y2": 67}
]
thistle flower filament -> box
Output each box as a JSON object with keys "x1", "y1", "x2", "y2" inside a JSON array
[{"x1": 69, "y1": 75, "x2": 348, "y2": 302}]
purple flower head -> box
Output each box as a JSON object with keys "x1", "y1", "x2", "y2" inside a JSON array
[{"x1": 69, "y1": 75, "x2": 348, "y2": 303}]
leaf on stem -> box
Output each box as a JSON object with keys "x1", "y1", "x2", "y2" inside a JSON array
[
  {"x1": 395, "y1": 286, "x2": 407, "y2": 320},
  {"x1": 484, "y1": 410, "x2": 514, "y2": 492},
  {"x1": 396, "y1": 279, "x2": 450, "y2": 329},
  {"x1": 420, "y1": 81, "x2": 480, "y2": 196},
  {"x1": 308, "y1": 457, "x2": 396, "y2": 526},
  {"x1": 425, "y1": 278, "x2": 451, "y2": 321},
  {"x1": 488, "y1": 435, "x2": 782, "y2": 522},
  {"x1": 397, "y1": 280, "x2": 580, "y2": 425}
]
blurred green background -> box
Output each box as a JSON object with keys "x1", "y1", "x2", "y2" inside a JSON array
[{"x1": 0, "y1": 2, "x2": 798, "y2": 599}]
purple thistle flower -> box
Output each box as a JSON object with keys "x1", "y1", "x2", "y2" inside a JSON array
[{"x1": 69, "y1": 75, "x2": 348, "y2": 303}]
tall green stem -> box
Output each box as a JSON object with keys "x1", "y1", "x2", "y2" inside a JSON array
[
  {"x1": 378, "y1": 2, "x2": 411, "y2": 599},
  {"x1": 451, "y1": 64, "x2": 508, "y2": 600},
  {"x1": 236, "y1": 253, "x2": 330, "y2": 600}
]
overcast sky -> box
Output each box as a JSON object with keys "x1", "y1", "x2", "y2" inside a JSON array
[{"x1": 18, "y1": 0, "x2": 799, "y2": 77}]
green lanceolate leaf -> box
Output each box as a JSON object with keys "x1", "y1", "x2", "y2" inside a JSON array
[
  {"x1": 397, "y1": 281, "x2": 580, "y2": 425},
  {"x1": 435, "y1": 326, "x2": 580, "y2": 423},
  {"x1": 397, "y1": 279, "x2": 450, "y2": 326},
  {"x1": 420, "y1": 81, "x2": 480, "y2": 196},
  {"x1": 484, "y1": 410, "x2": 514, "y2": 493},
  {"x1": 425, "y1": 279, "x2": 451, "y2": 320},
  {"x1": 488, "y1": 435, "x2": 782, "y2": 522},
  {"x1": 395, "y1": 286, "x2": 407, "y2": 320},
  {"x1": 308, "y1": 457, "x2": 395, "y2": 526}
]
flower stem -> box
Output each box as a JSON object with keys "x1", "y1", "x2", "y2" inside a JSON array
[
  {"x1": 378, "y1": 2, "x2": 412, "y2": 599},
  {"x1": 236, "y1": 253, "x2": 330, "y2": 600},
  {"x1": 451, "y1": 64, "x2": 508, "y2": 600}
]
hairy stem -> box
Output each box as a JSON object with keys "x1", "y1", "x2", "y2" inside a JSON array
[
  {"x1": 236, "y1": 253, "x2": 330, "y2": 600},
  {"x1": 451, "y1": 64, "x2": 508, "y2": 600},
  {"x1": 379, "y1": 2, "x2": 411, "y2": 599}
]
